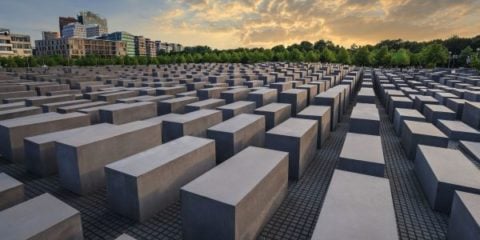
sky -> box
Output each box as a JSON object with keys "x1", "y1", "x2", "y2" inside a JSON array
[{"x1": 1, "y1": 0, "x2": 479, "y2": 49}]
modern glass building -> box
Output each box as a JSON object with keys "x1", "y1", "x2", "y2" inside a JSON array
[{"x1": 107, "y1": 31, "x2": 135, "y2": 56}]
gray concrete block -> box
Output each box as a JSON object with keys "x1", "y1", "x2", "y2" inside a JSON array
[
  {"x1": 338, "y1": 133, "x2": 384, "y2": 177},
  {"x1": 156, "y1": 86, "x2": 187, "y2": 96},
  {"x1": 99, "y1": 102, "x2": 157, "y2": 124},
  {"x1": 220, "y1": 88, "x2": 250, "y2": 103},
  {"x1": 0, "y1": 106, "x2": 42, "y2": 120},
  {"x1": 357, "y1": 87, "x2": 376, "y2": 103},
  {"x1": 42, "y1": 99, "x2": 90, "y2": 113},
  {"x1": 56, "y1": 121, "x2": 162, "y2": 195},
  {"x1": 216, "y1": 101, "x2": 256, "y2": 120},
  {"x1": 0, "y1": 193, "x2": 83, "y2": 240},
  {"x1": 437, "y1": 120, "x2": 480, "y2": 142},
  {"x1": 297, "y1": 105, "x2": 331, "y2": 148},
  {"x1": 314, "y1": 91, "x2": 340, "y2": 130},
  {"x1": 0, "y1": 173, "x2": 24, "y2": 211},
  {"x1": 446, "y1": 98, "x2": 467, "y2": 119},
  {"x1": 197, "y1": 87, "x2": 228, "y2": 100},
  {"x1": 279, "y1": 89, "x2": 307, "y2": 116},
  {"x1": 387, "y1": 96, "x2": 413, "y2": 120},
  {"x1": 254, "y1": 103, "x2": 291, "y2": 130},
  {"x1": 297, "y1": 84, "x2": 317, "y2": 105},
  {"x1": 24, "y1": 124, "x2": 113, "y2": 177},
  {"x1": 0, "y1": 112, "x2": 90, "y2": 163},
  {"x1": 393, "y1": 108, "x2": 426, "y2": 136},
  {"x1": 401, "y1": 121, "x2": 449, "y2": 160},
  {"x1": 447, "y1": 191, "x2": 480, "y2": 240},
  {"x1": 106, "y1": 136, "x2": 215, "y2": 222},
  {"x1": 414, "y1": 95, "x2": 439, "y2": 113},
  {"x1": 458, "y1": 141, "x2": 480, "y2": 163},
  {"x1": 184, "y1": 98, "x2": 225, "y2": 113},
  {"x1": 57, "y1": 101, "x2": 108, "y2": 114},
  {"x1": 349, "y1": 104, "x2": 380, "y2": 135},
  {"x1": 265, "y1": 118, "x2": 317, "y2": 180},
  {"x1": 158, "y1": 96, "x2": 198, "y2": 115},
  {"x1": 162, "y1": 109, "x2": 222, "y2": 142},
  {"x1": 98, "y1": 91, "x2": 138, "y2": 103},
  {"x1": 414, "y1": 145, "x2": 480, "y2": 213},
  {"x1": 423, "y1": 104, "x2": 456, "y2": 124},
  {"x1": 270, "y1": 81, "x2": 292, "y2": 93},
  {"x1": 181, "y1": 146, "x2": 288, "y2": 240},
  {"x1": 26, "y1": 94, "x2": 75, "y2": 107},
  {"x1": 311, "y1": 170, "x2": 398, "y2": 240},
  {"x1": 462, "y1": 101, "x2": 480, "y2": 129},
  {"x1": 207, "y1": 114, "x2": 265, "y2": 163},
  {"x1": 247, "y1": 88, "x2": 278, "y2": 107}
]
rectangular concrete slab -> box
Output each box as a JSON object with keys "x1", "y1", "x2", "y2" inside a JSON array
[
  {"x1": 0, "y1": 173, "x2": 24, "y2": 211},
  {"x1": 437, "y1": 120, "x2": 480, "y2": 142},
  {"x1": 265, "y1": 118, "x2": 318, "y2": 180},
  {"x1": 447, "y1": 191, "x2": 480, "y2": 240},
  {"x1": 393, "y1": 108, "x2": 426, "y2": 136},
  {"x1": 462, "y1": 101, "x2": 480, "y2": 129},
  {"x1": 207, "y1": 114, "x2": 265, "y2": 163},
  {"x1": 181, "y1": 146, "x2": 288, "y2": 240},
  {"x1": 254, "y1": 103, "x2": 291, "y2": 130},
  {"x1": 99, "y1": 102, "x2": 157, "y2": 124},
  {"x1": 106, "y1": 136, "x2": 215, "y2": 222},
  {"x1": 0, "y1": 106, "x2": 42, "y2": 120},
  {"x1": 247, "y1": 89, "x2": 278, "y2": 107},
  {"x1": 216, "y1": 101, "x2": 256, "y2": 120},
  {"x1": 162, "y1": 109, "x2": 222, "y2": 142},
  {"x1": 279, "y1": 89, "x2": 307, "y2": 116},
  {"x1": 56, "y1": 121, "x2": 162, "y2": 195},
  {"x1": 414, "y1": 145, "x2": 480, "y2": 213},
  {"x1": 0, "y1": 193, "x2": 83, "y2": 240},
  {"x1": 401, "y1": 120, "x2": 449, "y2": 160},
  {"x1": 338, "y1": 133, "x2": 385, "y2": 177},
  {"x1": 311, "y1": 170, "x2": 398, "y2": 240},
  {"x1": 349, "y1": 104, "x2": 380, "y2": 135},
  {"x1": 297, "y1": 105, "x2": 331, "y2": 148}
]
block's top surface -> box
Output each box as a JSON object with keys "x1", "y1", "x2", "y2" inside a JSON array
[
  {"x1": 42, "y1": 99, "x2": 89, "y2": 107},
  {"x1": 169, "y1": 109, "x2": 221, "y2": 123},
  {"x1": 115, "y1": 234, "x2": 137, "y2": 240},
  {"x1": 100, "y1": 101, "x2": 153, "y2": 111},
  {"x1": 281, "y1": 89, "x2": 307, "y2": 95},
  {"x1": 250, "y1": 88, "x2": 277, "y2": 94},
  {"x1": 438, "y1": 120, "x2": 480, "y2": 133},
  {"x1": 465, "y1": 101, "x2": 480, "y2": 109},
  {"x1": 26, "y1": 94, "x2": 72, "y2": 101},
  {"x1": 255, "y1": 102, "x2": 291, "y2": 112},
  {"x1": 315, "y1": 90, "x2": 339, "y2": 98},
  {"x1": 186, "y1": 98, "x2": 224, "y2": 107},
  {"x1": 311, "y1": 170, "x2": 398, "y2": 240},
  {"x1": 297, "y1": 105, "x2": 331, "y2": 117},
  {"x1": 143, "y1": 113, "x2": 181, "y2": 125},
  {"x1": 222, "y1": 88, "x2": 250, "y2": 94},
  {"x1": 340, "y1": 133, "x2": 384, "y2": 164},
  {"x1": 390, "y1": 96, "x2": 413, "y2": 102},
  {"x1": 350, "y1": 107, "x2": 380, "y2": 121},
  {"x1": 446, "y1": 98, "x2": 467, "y2": 104},
  {"x1": 436, "y1": 92, "x2": 458, "y2": 98},
  {"x1": 424, "y1": 104, "x2": 454, "y2": 113},
  {"x1": 404, "y1": 120, "x2": 447, "y2": 137},
  {"x1": 417, "y1": 145, "x2": 480, "y2": 189},
  {"x1": 25, "y1": 123, "x2": 112, "y2": 144},
  {"x1": 208, "y1": 113, "x2": 264, "y2": 132},
  {"x1": 459, "y1": 140, "x2": 480, "y2": 161},
  {"x1": 217, "y1": 101, "x2": 255, "y2": 110},
  {"x1": 455, "y1": 191, "x2": 480, "y2": 224},
  {"x1": 181, "y1": 146, "x2": 287, "y2": 205},
  {"x1": 100, "y1": 90, "x2": 135, "y2": 97},
  {"x1": 57, "y1": 120, "x2": 158, "y2": 147},
  {"x1": 0, "y1": 173, "x2": 22, "y2": 192},
  {"x1": 0, "y1": 106, "x2": 39, "y2": 114},
  {"x1": 0, "y1": 112, "x2": 86, "y2": 128},
  {"x1": 395, "y1": 108, "x2": 424, "y2": 118},
  {"x1": 0, "y1": 193, "x2": 79, "y2": 240},
  {"x1": 267, "y1": 117, "x2": 317, "y2": 137},
  {"x1": 106, "y1": 136, "x2": 214, "y2": 177},
  {"x1": 161, "y1": 96, "x2": 198, "y2": 103},
  {"x1": 415, "y1": 95, "x2": 438, "y2": 102},
  {"x1": 64, "y1": 101, "x2": 108, "y2": 111}
]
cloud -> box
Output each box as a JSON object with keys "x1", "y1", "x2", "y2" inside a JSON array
[{"x1": 1, "y1": 0, "x2": 479, "y2": 49}]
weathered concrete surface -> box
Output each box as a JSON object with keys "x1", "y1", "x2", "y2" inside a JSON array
[{"x1": 0, "y1": 173, "x2": 24, "y2": 210}]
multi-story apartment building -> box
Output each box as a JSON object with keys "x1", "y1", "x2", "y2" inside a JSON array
[
  {"x1": 77, "y1": 11, "x2": 108, "y2": 36},
  {"x1": 11, "y1": 34, "x2": 32, "y2": 57},
  {"x1": 154, "y1": 41, "x2": 183, "y2": 54},
  {"x1": 134, "y1": 35, "x2": 146, "y2": 56},
  {"x1": 0, "y1": 28, "x2": 14, "y2": 57},
  {"x1": 35, "y1": 38, "x2": 126, "y2": 58},
  {"x1": 42, "y1": 31, "x2": 60, "y2": 40},
  {"x1": 107, "y1": 31, "x2": 135, "y2": 56},
  {"x1": 145, "y1": 38, "x2": 156, "y2": 57},
  {"x1": 59, "y1": 17, "x2": 77, "y2": 37},
  {"x1": 62, "y1": 22, "x2": 86, "y2": 39},
  {"x1": 0, "y1": 28, "x2": 32, "y2": 57}
]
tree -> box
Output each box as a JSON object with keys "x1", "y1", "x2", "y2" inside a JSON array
[
  {"x1": 299, "y1": 41, "x2": 314, "y2": 51},
  {"x1": 320, "y1": 48, "x2": 336, "y2": 63},
  {"x1": 336, "y1": 47, "x2": 351, "y2": 64},
  {"x1": 420, "y1": 43, "x2": 449, "y2": 68},
  {"x1": 353, "y1": 47, "x2": 371, "y2": 66},
  {"x1": 272, "y1": 45, "x2": 286, "y2": 52},
  {"x1": 373, "y1": 46, "x2": 391, "y2": 66},
  {"x1": 459, "y1": 46, "x2": 474, "y2": 65},
  {"x1": 391, "y1": 48, "x2": 410, "y2": 68}
]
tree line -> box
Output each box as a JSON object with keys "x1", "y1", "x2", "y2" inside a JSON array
[{"x1": 1, "y1": 35, "x2": 479, "y2": 70}]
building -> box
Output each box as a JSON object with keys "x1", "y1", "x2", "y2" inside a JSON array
[
  {"x1": 11, "y1": 34, "x2": 32, "y2": 57},
  {"x1": 145, "y1": 38, "x2": 156, "y2": 57},
  {"x1": 0, "y1": 28, "x2": 32, "y2": 57},
  {"x1": 155, "y1": 41, "x2": 183, "y2": 54},
  {"x1": 59, "y1": 17, "x2": 77, "y2": 37},
  {"x1": 42, "y1": 31, "x2": 60, "y2": 40},
  {"x1": 35, "y1": 38, "x2": 126, "y2": 58},
  {"x1": 62, "y1": 22, "x2": 86, "y2": 39},
  {"x1": 134, "y1": 35, "x2": 146, "y2": 56},
  {"x1": 86, "y1": 24, "x2": 100, "y2": 38},
  {"x1": 0, "y1": 28, "x2": 13, "y2": 57},
  {"x1": 107, "y1": 31, "x2": 135, "y2": 56},
  {"x1": 77, "y1": 11, "x2": 108, "y2": 36}
]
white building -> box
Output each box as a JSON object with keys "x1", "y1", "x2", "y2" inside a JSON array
[{"x1": 86, "y1": 24, "x2": 100, "y2": 38}]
